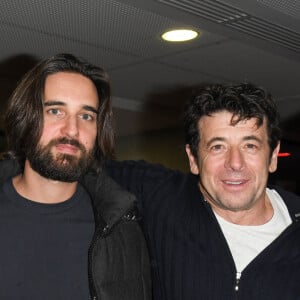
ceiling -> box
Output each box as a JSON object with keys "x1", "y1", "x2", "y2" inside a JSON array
[{"x1": 0, "y1": 0, "x2": 299, "y2": 190}]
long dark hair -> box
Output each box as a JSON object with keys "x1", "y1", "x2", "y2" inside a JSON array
[{"x1": 5, "y1": 53, "x2": 114, "y2": 167}]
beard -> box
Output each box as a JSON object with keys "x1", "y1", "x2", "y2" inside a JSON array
[{"x1": 27, "y1": 137, "x2": 95, "y2": 182}]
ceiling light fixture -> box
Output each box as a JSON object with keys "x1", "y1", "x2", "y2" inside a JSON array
[{"x1": 161, "y1": 29, "x2": 198, "y2": 42}]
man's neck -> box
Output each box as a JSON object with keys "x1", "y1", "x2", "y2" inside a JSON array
[
  {"x1": 12, "y1": 161, "x2": 78, "y2": 204},
  {"x1": 211, "y1": 197, "x2": 274, "y2": 226}
]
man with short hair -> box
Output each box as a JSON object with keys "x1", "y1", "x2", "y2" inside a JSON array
[
  {"x1": 93, "y1": 83, "x2": 300, "y2": 300},
  {"x1": 0, "y1": 53, "x2": 151, "y2": 300}
]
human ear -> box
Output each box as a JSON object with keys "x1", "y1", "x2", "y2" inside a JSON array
[
  {"x1": 185, "y1": 144, "x2": 200, "y2": 175},
  {"x1": 269, "y1": 142, "x2": 280, "y2": 173}
]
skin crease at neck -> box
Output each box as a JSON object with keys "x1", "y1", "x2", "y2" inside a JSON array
[
  {"x1": 13, "y1": 165, "x2": 78, "y2": 204},
  {"x1": 12, "y1": 72, "x2": 99, "y2": 204},
  {"x1": 186, "y1": 111, "x2": 280, "y2": 226}
]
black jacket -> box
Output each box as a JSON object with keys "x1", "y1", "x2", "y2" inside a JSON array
[
  {"x1": 0, "y1": 159, "x2": 152, "y2": 300},
  {"x1": 105, "y1": 159, "x2": 300, "y2": 300}
]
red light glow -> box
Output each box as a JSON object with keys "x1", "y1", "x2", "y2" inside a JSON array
[{"x1": 278, "y1": 152, "x2": 291, "y2": 157}]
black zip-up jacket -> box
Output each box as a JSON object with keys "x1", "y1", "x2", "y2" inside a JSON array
[
  {"x1": 0, "y1": 159, "x2": 152, "y2": 300},
  {"x1": 104, "y1": 159, "x2": 300, "y2": 300}
]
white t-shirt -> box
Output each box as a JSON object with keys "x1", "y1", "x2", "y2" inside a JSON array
[{"x1": 214, "y1": 188, "x2": 292, "y2": 273}]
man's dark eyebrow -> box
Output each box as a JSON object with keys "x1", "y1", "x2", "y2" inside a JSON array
[
  {"x1": 206, "y1": 137, "x2": 225, "y2": 147},
  {"x1": 243, "y1": 135, "x2": 263, "y2": 144},
  {"x1": 83, "y1": 105, "x2": 99, "y2": 115},
  {"x1": 43, "y1": 100, "x2": 65, "y2": 107},
  {"x1": 206, "y1": 135, "x2": 263, "y2": 147}
]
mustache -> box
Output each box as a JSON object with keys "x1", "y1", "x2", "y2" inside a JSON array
[{"x1": 48, "y1": 137, "x2": 85, "y2": 151}]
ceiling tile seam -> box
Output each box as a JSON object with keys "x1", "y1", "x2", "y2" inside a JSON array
[
  {"x1": 110, "y1": 56, "x2": 234, "y2": 83},
  {"x1": 156, "y1": 3, "x2": 241, "y2": 23},
  {"x1": 0, "y1": 21, "x2": 145, "y2": 60},
  {"x1": 226, "y1": 24, "x2": 299, "y2": 52},
  {"x1": 145, "y1": 60, "x2": 239, "y2": 83},
  {"x1": 157, "y1": 0, "x2": 248, "y2": 20},
  {"x1": 223, "y1": 16, "x2": 300, "y2": 40},
  {"x1": 107, "y1": 39, "x2": 232, "y2": 72},
  {"x1": 158, "y1": 0, "x2": 244, "y2": 18},
  {"x1": 257, "y1": 0, "x2": 300, "y2": 19},
  {"x1": 149, "y1": 38, "x2": 231, "y2": 60},
  {"x1": 228, "y1": 25, "x2": 299, "y2": 53},
  {"x1": 233, "y1": 20, "x2": 300, "y2": 46},
  {"x1": 241, "y1": 19, "x2": 300, "y2": 41}
]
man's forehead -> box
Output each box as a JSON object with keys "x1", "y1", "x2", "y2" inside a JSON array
[
  {"x1": 198, "y1": 111, "x2": 266, "y2": 137},
  {"x1": 43, "y1": 72, "x2": 99, "y2": 109},
  {"x1": 199, "y1": 111, "x2": 264, "y2": 125}
]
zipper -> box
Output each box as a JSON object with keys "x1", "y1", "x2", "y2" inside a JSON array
[
  {"x1": 235, "y1": 272, "x2": 242, "y2": 292},
  {"x1": 202, "y1": 199, "x2": 242, "y2": 296},
  {"x1": 87, "y1": 205, "x2": 137, "y2": 299},
  {"x1": 88, "y1": 223, "x2": 108, "y2": 300}
]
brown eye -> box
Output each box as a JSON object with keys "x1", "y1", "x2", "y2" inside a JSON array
[
  {"x1": 244, "y1": 143, "x2": 259, "y2": 153},
  {"x1": 247, "y1": 144, "x2": 255, "y2": 148},
  {"x1": 212, "y1": 145, "x2": 222, "y2": 150},
  {"x1": 245, "y1": 143, "x2": 258, "y2": 149},
  {"x1": 210, "y1": 144, "x2": 226, "y2": 153}
]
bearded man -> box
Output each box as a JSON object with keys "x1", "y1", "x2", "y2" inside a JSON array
[{"x1": 0, "y1": 53, "x2": 151, "y2": 300}]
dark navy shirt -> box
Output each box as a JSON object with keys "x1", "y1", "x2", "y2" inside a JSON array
[{"x1": 0, "y1": 180, "x2": 95, "y2": 300}]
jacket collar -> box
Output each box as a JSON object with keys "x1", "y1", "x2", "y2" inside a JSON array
[
  {"x1": 82, "y1": 170, "x2": 137, "y2": 227},
  {"x1": 271, "y1": 185, "x2": 300, "y2": 223}
]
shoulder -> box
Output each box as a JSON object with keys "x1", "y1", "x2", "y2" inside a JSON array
[
  {"x1": 105, "y1": 159, "x2": 176, "y2": 178},
  {"x1": 105, "y1": 159, "x2": 198, "y2": 192},
  {"x1": 270, "y1": 185, "x2": 300, "y2": 219},
  {"x1": 0, "y1": 158, "x2": 21, "y2": 186},
  {"x1": 272, "y1": 186, "x2": 300, "y2": 202},
  {"x1": 82, "y1": 170, "x2": 138, "y2": 224}
]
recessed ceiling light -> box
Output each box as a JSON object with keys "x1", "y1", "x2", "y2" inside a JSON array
[{"x1": 161, "y1": 29, "x2": 199, "y2": 42}]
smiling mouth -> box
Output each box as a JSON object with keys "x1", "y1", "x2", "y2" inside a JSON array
[{"x1": 222, "y1": 180, "x2": 249, "y2": 187}]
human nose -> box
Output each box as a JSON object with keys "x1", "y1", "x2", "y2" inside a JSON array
[
  {"x1": 61, "y1": 115, "x2": 79, "y2": 138},
  {"x1": 224, "y1": 147, "x2": 245, "y2": 171}
]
